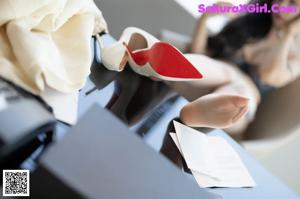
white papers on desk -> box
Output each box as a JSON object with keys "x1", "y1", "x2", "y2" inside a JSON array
[{"x1": 170, "y1": 121, "x2": 256, "y2": 188}]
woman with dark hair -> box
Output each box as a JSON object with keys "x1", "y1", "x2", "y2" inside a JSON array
[{"x1": 167, "y1": 0, "x2": 300, "y2": 137}]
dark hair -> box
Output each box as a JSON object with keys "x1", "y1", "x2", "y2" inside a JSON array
[{"x1": 207, "y1": 0, "x2": 274, "y2": 60}]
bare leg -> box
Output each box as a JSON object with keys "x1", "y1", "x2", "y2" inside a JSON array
[
  {"x1": 167, "y1": 55, "x2": 261, "y2": 137},
  {"x1": 166, "y1": 54, "x2": 234, "y2": 101},
  {"x1": 213, "y1": 73, "x2": 260, "y2": 138},
  {"x1": 180, "y1": 93, "x2": 249, "y2": 129}
]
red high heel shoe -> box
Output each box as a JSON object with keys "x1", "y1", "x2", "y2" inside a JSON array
[
  {"x1": 124, "y1": 42, "x2": 203, "y2": 80},
  {"x1": 98, "y1": 27, "x2": 203, "y2": 81}
]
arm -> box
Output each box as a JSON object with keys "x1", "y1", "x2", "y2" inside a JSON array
[
  {"x1": 190, "y1": 2, "x2": 236, "y2": 54},
  {"x1": 190, "y1": 14, "x2": 210, "y2": 54}
]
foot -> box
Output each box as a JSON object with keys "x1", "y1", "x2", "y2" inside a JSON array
[{"x1": 180, "y1": 93, "x2": 249, "y2": 129}]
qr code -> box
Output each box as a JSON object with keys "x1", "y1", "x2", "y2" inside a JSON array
[{"x1": 3, "y1": 170, "x2": 30, "y2": 197}]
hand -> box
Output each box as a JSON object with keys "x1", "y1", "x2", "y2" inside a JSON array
[{"x1": 201, "y1": 1, "x2": 237, "y2": 18}]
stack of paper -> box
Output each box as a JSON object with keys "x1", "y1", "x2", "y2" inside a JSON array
[{"x1": 170, "y1": 121, "x2": 256, "y2": 188}]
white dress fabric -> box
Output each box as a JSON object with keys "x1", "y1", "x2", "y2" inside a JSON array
[
  {"x1": 0, "y1": 0, "x2": 107, "y2": 94},
  {"x1": 0, "y1": 0, "x2": 108, "y2": 124}
]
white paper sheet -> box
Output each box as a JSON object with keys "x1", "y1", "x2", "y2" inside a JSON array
[{"x1": 170, "y1": 121, "x2": 256, "y2": 188}]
